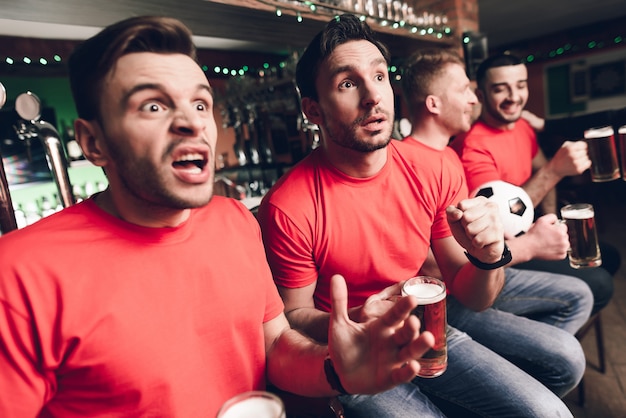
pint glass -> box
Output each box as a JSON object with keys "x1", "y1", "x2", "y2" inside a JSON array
[
  {"x1": 401, "y1": 276, "x2": 447, "y2": 378},
  {"x1": 560, "y1": 203, "x2": 602, "y2": 269},
  {"x1": 217, "y1": 391, "x2": 286, "y2": 418},
  {"x1": 583, "y1": 126, "x2": 620, "y2": 182}
]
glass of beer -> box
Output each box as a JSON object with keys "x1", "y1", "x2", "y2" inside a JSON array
[
  {"x1": 560, "y1": 203, "x2": 602, "y2": 269},
  {"x1": 401, "y1": 276, "x2": 447, "y2": 378},
  {"x1": 618, "y1": 125, "x2": 626, "y2": 181},
  {"x1": 217, "y1": 391, "x2": 285, "y2": 418},
  {"x1": 583, "y1": 126, "x2": 620, "y2": 182}
]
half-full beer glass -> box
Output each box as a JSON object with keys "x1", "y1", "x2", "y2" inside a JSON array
[
  {"x1": 401, "y1": 276, "x2": 447, "y2": 378},
  {"x1": 583, "y1": 126, "x2": 620, "y2": 182},
  {"x1": 217, "y1": 391, "x2": 285, "y2": 418},
  {"x1": 560, "y1": 203, "x2": 602, "y2": 269}
]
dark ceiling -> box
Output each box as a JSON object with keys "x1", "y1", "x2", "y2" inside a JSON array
[
  {"x1": 478, "y1": 0, "x2": 626, "y2": 49},
  {"x1": 1, "y1": 0, "x2": 625, "y2": 55}
]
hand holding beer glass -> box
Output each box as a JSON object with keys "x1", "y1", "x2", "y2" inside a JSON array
[
  {"x1": 583, "y1": 126, "x2": 620, "y2": 182},
  {"x1": 401, "y1": 276, "x2": 447, "y2": 378},
  {"x1": 560, "y1": 203, "x2": 602, "y2": 269}
]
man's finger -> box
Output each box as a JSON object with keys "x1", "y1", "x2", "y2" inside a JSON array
[
  {"x1": 330, "y1": 274, "x2": 350, "y2": 324},
  {"x1": 379, "y1": 294, "x2": 418, "y2": 327}
]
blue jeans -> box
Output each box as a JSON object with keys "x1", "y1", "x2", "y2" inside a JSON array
[
  {"x1": 483, "y1": 267, "x2": 594, "y2": 335},
  {"x1": 516, "y1": 253, "x2": 615, "y2": 315},
  {"x1": 341, "y1": 327, "x2": 574, "y2": 418},
  {"x1": 339, "y1": 382, "x2": 446, "y2": 418},
  {"x1": 445, "y1": 267, "x2": 591, "y2": 398},
  {"x1": 340, "y1": 268, "x2": 592, "y2": 417}
]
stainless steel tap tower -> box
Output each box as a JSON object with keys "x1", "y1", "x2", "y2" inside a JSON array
[{"x1": 0, "y1": 83, "x2": 75, "y2": 235}]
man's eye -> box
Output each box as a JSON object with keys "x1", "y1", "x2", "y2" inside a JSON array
[
  {"x1": 195, "y1": 102, "x2": 208, "y2": 111},
  {"x1": 141, "y1": 102, "x2": 164, "y2": 112},
  {"x1": 340, "y1": 80, "x2": 354, "y2": 89}
]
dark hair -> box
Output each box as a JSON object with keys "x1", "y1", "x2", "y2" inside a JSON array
[
  {"x1": 475, "y1": 53, "x2": 524, "y2": 89},
  {"x1": 68, "y1": 16, "x2": 197, "y2": 121},
  {"x1": 401, "y1": 48, "x2": 465, "y2": 116},
  {"x1": 295, "y1": 14, "x2": 390, "y2": 101}
]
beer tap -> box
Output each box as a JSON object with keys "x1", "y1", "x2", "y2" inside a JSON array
[
  {"x1": 228, "y1": 105, "x2": 249, "y2": 167},
  {"x1": 14, "y1": 91, "x2": 76, "y2": 208},
  {"x1": 243, "y1": 104, "x2": 261, "y2": 165},
  {"x1": 0, "y1": 82, "x2": 19, "y2": 234}
]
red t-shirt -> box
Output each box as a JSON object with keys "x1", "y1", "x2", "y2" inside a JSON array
[
  {"x1": 258, "y1": 140, "x2": 465, "y2": 311},
  {"x1": 0, "y1": 197, "x2": 283, "y2": 417},
  {"x1": 400, "y1": 137, "x2": 470, "y2": 200},
  {"x1": 450, "y1": 119, "x2": 538, "y2": 193}
]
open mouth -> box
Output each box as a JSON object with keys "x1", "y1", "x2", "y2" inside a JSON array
[
  {"x1": 172, "y1": 152, "x2": 207, "y2": 174},
  {"x1": 361, "y1": 114, "x2": 387, "y2": 130}
]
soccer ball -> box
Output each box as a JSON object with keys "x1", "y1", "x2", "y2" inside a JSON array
[{"x1": 470, "y1": 180, "x2": 534, "y2": 237}]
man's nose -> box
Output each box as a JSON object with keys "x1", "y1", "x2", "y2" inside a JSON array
[
  {"x1": 171, "y1": 106, "x2": 205, "y2": 135},
  {"x1": 361, "y1": 81, "x2": 382, "y2": 108}
]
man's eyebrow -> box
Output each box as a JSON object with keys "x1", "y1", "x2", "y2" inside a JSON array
[
  {"x1": 121, "y1": 83, "x2": 162, "y2": 106},
  {"x1": 329, "y1": 57, "x2": 388, "y2": 78},
  {"x1": 490, "y1": 78, "x2": 528, "y2": 88},
  {"x1": 198, "y1": 84, "x2": 214, "y2": 97},
  {"x1": 121, "y1": 83, "x2": 214, "y2": 105}
]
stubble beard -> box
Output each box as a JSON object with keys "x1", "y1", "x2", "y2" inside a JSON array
[
  {"x1": 486, "y1": 99, "x2": 523, "y2": 126},
  {"x1": 321, "y1": 109, "x2": 392, "y2": 153},
  {"x1": 108, "y1": 140, "x2": 214, "y2": 210}
]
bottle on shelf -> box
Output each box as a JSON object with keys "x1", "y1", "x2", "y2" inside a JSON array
[{"x1": 14, "y1": 203, "x2": 27, "y2": 229}]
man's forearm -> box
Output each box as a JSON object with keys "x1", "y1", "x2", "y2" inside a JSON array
[
  {"x1": 539, "y1": 188, "x2": 558, "y2": 215},
  {"x1": 523, "y1": 165, "x2": 561, "y2": 209},
  {"x1": 285, "y1": 308, "x2": 332, "y2": 343},
  {"x1": 266, "y1": 328, "x2": 335, "y2": 397},
  {"x1": 448, "y1": 265, "x2": 505, "y2": 311}
]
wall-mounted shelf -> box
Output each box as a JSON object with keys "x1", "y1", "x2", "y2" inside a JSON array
[{"x1": 0, "y1": 0, "x2": 458, "y2": 65}]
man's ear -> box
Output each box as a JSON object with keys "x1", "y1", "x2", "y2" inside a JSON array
[
  {"x1": 425, "y1": 94, "x2": 442, "y2": 115},
  {"x1": 301, "y1": 97, "x2": 323, "y2": 125},
  {"x1": 475, "y1": 88, "x2": 485, "y2": 104},
  {"x1": 74, "y1": 119, "x2": 109, "y2": 167}
]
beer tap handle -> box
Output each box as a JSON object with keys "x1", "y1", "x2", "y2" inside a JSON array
[
  {"x1": 15, "y1": 91, "x2": 76, "y2": 208},
  {"x1": 25, "y1": 137, "x2": 33, "y2": 164}
]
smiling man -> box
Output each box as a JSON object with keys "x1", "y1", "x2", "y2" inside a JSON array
[
  {"x1": 258, "y1": 15, "x2": 578, "y2": 418},
  {"x1": 450, "y1": 53, "x2": 615, "y2": 316},
  {"x1": 450, "y1": 53, "x2": 591, "y2": 215}
]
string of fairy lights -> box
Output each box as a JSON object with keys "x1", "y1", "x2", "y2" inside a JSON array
[
  {"x1": 263, "y1": 0, "x2": 453, "y2": 39},
  {"x1": 520, "y1": 35, "x2": 625, "y2": 64},
  {"x1": 0, "y1": 0, "x2": 453, "y2": 79},
  {"x1": 1, "y1": 8, "x2": 625, "y2": 77}
]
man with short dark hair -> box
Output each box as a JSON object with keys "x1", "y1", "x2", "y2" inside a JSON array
[
  {"x1": 259, "y1": 15, "x2": 582, "y2": 418},
  {"x1": 451, "y1": 53, "x2": 616, "y2": 315},
  {"x1": 0, "y1": 16, "x2": 436, "y2": 417}
]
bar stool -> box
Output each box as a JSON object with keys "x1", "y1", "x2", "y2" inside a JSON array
[{"x1": 575, "y1": 312, "x2": 606, "y2": 406}]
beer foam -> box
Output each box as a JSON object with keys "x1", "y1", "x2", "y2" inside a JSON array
[
  {"x1": 219, "y1": 397, "x2": 284, "y2": 418},
  {"x1": 562, "y1": 208, "x2": 594, "y2": 219},
  {"x1": 402, "y1": 282, "x2": 445, "y2": 303},
  {"x1": 584, "y1": 126, "x2": 614, "y2": 139}
]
